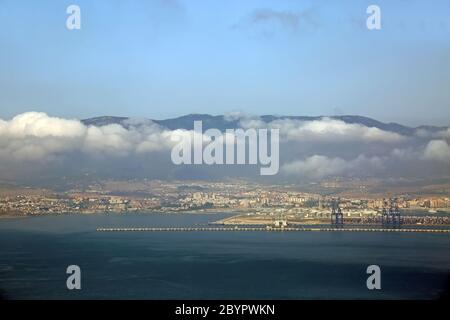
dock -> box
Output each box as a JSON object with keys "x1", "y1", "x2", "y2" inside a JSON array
[{"x1": 96, "y1": 226, "x2": 450, "y2": 233}]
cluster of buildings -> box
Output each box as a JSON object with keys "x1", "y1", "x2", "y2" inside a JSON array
[
  {"x1": 0, "y1": 195, "x2": 161, "y2": 215},
  {"x1": 366, "y1": 197, "x2": 450, "y2": 211},
  {"x1": 1, "y1": 180, "x2": 449, "y2": 216}
]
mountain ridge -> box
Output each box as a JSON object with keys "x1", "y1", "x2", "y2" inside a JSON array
[{"x1": 81, "y1": 114, "x2": 448, "y2": 136}]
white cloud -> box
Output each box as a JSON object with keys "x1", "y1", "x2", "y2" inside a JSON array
[
  {"x1": 415, "y1": 128, "x2": 450, "y2": 139},
  {"x1": 240, "y1": 117, "x2": 406, "y2": 143},
  {"x1": 0, "y1": 112, "x2": 175, "y2": 162},
  {"x1": 224, "y1": 111, "x2": 247, "y2": 122},
  {"x1": 281, "y1": 154, "x2": 385, "y2": 179},
  {"x1": 423, "y1": 140, "x2": 450, "y2": 163},
  {"x1": 0, "y1": 112, "x2": 86, "y2": 138},
  {"x1": 282, "y1": 155, "x2": 348, "y2": 179},
  {"x1": 434, "y1": 128, "x2": 450, "y2": 139},
  {"x1": 0, "y1": 112, "x2": 236, "y2": 163},
  {"x1": 223, "y1": 112, "x2": 266, "y2": 129},
  {"x1": 0, "y1": 112, "x2": 448, "y2": 181}
]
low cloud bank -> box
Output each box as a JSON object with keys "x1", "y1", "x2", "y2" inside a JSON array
[
  {"x1": 0, "y1": 112, "x2": 175, "y2": 161},
  {"x1": 233, "y1": 114, "x2": 406, "y2": 143},
  {"x1": 0, "y1": 112, "x2": 449, "y2": 182}
]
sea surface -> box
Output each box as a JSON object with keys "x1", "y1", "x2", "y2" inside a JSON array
[{"x1": 0, "y1": 213, "x2": 449, "y2": 299}]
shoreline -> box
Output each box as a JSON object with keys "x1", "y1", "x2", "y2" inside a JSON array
[
  {"x1": 0, "y1": 208, "x2": 243, "y2": 218},
  {"x1": 1, "y1": 207, "x2": 449, "y2": 220}
]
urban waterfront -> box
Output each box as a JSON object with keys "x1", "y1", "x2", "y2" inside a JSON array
[{"x1": 0, "y1": 213, "x2": 449, "y2": 299}]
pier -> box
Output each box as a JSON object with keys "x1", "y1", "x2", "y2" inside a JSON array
[{"x1": 96, "y1": 226, "x2": 450, "y2": 233}]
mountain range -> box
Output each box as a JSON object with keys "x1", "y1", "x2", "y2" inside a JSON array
[{"x1": 81, "y1": 114, "x2": 447, "y2": 136}]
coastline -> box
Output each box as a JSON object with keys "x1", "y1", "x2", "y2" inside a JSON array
[{"x1": 0, "y1": 208, "x2": 244, "y2": 218}]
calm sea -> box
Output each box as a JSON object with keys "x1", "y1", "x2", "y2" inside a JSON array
[{"x1": 0, "y1": 213, "x2": 449, "y2": 299}]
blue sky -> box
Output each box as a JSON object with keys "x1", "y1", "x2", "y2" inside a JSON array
[{"x1": 0, "y1": 0, "x2": 449, "y2": 125}]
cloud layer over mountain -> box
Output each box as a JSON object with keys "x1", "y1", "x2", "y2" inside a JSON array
[
  {"x1": 0, "y1": 112, "x2": 448, "y2": 183},
  {"x1": 0, "y1": 112, "x2": 175, "y2": 161}
]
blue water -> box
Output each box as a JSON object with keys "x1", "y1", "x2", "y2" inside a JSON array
[{"x1": 0, "y1": 213, "x2": 449, "y2": 299}]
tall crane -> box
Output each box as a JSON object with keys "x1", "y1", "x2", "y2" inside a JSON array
[{"x1": 330, "y1": 198, "x2": 344, "y2": 228}]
